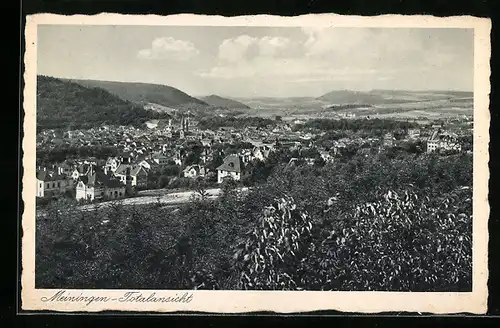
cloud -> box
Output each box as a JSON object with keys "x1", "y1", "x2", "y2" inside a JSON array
[
  {"x1": 199, "y1": 28, "x2": 471, "y2": 92},
  {"x1": 218, "y1": 35, "x2": 258, "y2": 62},
  {"x1": 197, "y1": 56, "x2": 389, "y2": 82},
  {"x1": 138, "y1": 37, "x2": 199, "y2": 61},
  {"x1": 257, "y1": 36, "x2": 295, "y2": 57},
  {"x1": 217, "y1": 35, "x2": 298, "y2": 63}
]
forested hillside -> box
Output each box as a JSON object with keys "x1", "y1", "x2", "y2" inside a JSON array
[
  {"x1": 37, "y1": 76, "x2": 169, "y2": 130},
  {"x1": 200, "y1": 95, "x2": 251, "y2": 109},
  {"x1": 70, "y1": 79, "x2": 208, "y2": 108}
]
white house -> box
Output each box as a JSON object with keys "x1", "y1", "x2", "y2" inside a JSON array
[
  {"x1": 252, "y1": 145, "x2": 273, "y2": 162},
  {"x1": 427, "y1": 130, "x2": 462, "y2": 153},
  {"x1": 216, "y1": 155, "x2": 249, "y2": 184},
  {"x1": 183, "y1": 164, "x2": 206, "y2": 179},
  {"x1": 138, "y1": 159, "x2": 159, "y2": 171},
  {"x1": 104, "y1": 157, "x2": 121, "y2": 173}
]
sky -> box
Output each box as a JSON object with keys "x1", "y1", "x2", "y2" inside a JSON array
[{"x1": 37, "y1": 25, "x2": 474, "y2": 98}]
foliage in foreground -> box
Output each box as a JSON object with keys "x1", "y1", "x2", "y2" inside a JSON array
[
  {"x1": 236, "y1": 187, "x2": 471, "y2": 291},
  {"x1": 36, "y1": 153, "x2": 473, "y2": 291}
]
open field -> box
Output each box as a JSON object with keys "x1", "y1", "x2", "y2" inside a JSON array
[{"x1": 79, "y1": 187, "x2": 249, "y2": 211}]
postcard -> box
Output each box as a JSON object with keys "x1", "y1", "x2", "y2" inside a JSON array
[{"x1": 22, "y1": 13, "x2": 490, "y2": 314}]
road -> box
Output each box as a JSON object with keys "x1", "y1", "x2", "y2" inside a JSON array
[{"x1": 80, "y1": 187, "x2": 249, "y2": 211}]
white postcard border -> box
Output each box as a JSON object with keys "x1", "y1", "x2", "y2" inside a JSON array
[{"x1": 22, "y1": 13, "x2": 491, "y2": 314}]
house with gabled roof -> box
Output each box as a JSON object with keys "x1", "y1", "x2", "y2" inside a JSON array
[
  {"x1": 252, "y1": 145, "x2": 273, "y2": 162},
  {"x1": 183, "y1": 164, "x2": 206, "y2": 179},
  {"x1": 426, "y1": 130, "x2": 462, "y2": 153},
  {"x1": 114, "y1": 164, "x2": 148, "y2": 187},
  {"x1": 53, "y1": 160, "x2": 75, "y2": 176},
  {"x1": 151, "y1": 152, "x2": 169, "y2": 165},
  {"x1": 71, "y1": 163, "x2": 94, "y2": 180},
  {"x1": 36, "y1": 169, "x2": 74, "y2": 198},
  {"x1": 76, "y1": 167, "x2": 126, "y2": 201},
  {"x1": 138, "y1": 159, "x2": 159, "y2": 172},
  {"x1": 216, "y1": 154, "x2": 250, "y2": 184}
]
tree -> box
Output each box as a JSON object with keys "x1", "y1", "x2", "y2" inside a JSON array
[
  {"x1": 207, "y1": 154, "x2": 224, "y2": 172},
  {"x1": 184, "y1": 151, "x2": 201, "y2": 166},
  {"x1": 234, "y1": 196, "x2": 314, "y2": 290}
]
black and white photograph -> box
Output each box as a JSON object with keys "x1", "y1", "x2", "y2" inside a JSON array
[{"x1": 22, "y1": 14, "x2": 490, "y2": 314}]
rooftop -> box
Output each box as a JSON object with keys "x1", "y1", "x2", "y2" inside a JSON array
[{"x1": 217, "y1": 155, "x2": 245, "y2": 173}]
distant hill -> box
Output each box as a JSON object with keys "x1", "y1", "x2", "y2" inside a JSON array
[
  {"x1": 200, "y1": 95, "x2": 251, "y2": 109},
  {"x1": 318, "y1": 90, "x2": 405, "y2": 105},
  {"x1": 318, "y1": 89, "x2": 473, "y2": 105},
  {"x1": 68, "y1": 79, "x2": 208, "y2": 108},
  {"x1": 232, "y1": 90, "x2": 473, "y2": 119},
  {"x1": 36, "y1": 75, "x2": 168, "y2": 130}
]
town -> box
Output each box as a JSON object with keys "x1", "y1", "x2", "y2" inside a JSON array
[
  {"x1": 35, "y1": 111, "x2": 473, "y2": 205},
  {"x1": 33, "y1": 24, "x2": 477, "y2": 294}
]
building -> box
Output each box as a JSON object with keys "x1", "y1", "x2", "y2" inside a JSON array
[
  {"x1": 104, "y1": 157, "x2": 121, "y2": 174},
  {"x1": 114, "y1": 164, "x2": 148, "y2": 187},
  {"x1": 75, "y1": 169, "x2": 126, "y2": 201},
  {"x1": 407, "y1": 128, "x2": 421, "y2": 140},
  {"x1": 138, "y1": 159, "x2": 159, "y2": 171},
  {"x1": 426, "y1": 130, "x2": 462, "y2": 153},
  {"x1": 36, "y1": 169, "x2": 74, "y2": 198},
  {"x1": 146, "y1": 119, "x2": 159, "y2": 129},
  {"x1": 252, "y1": 145, "x2": 272, "y2": 162},
  {"x1": 151, "y1": 152, "x2": 169, "y2": 165},
  {"x1": 216, "y1": 155, "x2": 249, "y2": 183},
  {"x1": 183, "y1": 164, "x2": 207, "y2": 179},
  {"x1": 180, "y1": 114, "x2": 190, "y2": 132},
  {"x1": 53, "y1": 161, "x2": 75, "y2": 176},
  {"x1": 71, "y1": 163, "x2": 94, "y2": 180},
  {"x1": 238, "y1": 149, "x2": 254, "y2": 163}
]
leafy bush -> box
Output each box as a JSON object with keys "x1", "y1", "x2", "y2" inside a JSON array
[
  {"x1": 234, "y1": 197, "x2": 314, "y2": 290},
  {"x1": 233, "y1": 186, "x2": 471, "y2": 291},
  {"x1": 309, "y1": 186, "x2": 472, "y2": 291}
]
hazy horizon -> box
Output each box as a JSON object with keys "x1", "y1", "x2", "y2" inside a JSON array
[
  {"x1": 37, "y1": 26, "x2": 474, "y2": 98},
  {"x1": 38, "y1": 74, "x2": 474, "y2": 100}
]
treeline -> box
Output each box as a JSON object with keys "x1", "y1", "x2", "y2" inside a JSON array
[
  {"x1": 36, "y1": 145, "x2": 119, "y2": 165},
  {"x1": 37, "y1": 151, "x2": 472, "y2": 291},
  {"x1": 294, "y1": 118, "x2": 418, "y2": 133},
  {"x1": 197, "y1": 116, "x2": 277, "y2": 130},
  {"x1": 37, "y1": 75, "x2": 170, "y2": 130}
]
